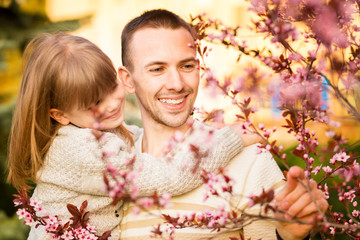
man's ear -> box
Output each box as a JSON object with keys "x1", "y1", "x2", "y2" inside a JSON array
[
  {"x1": 118, "y1": 66, "x2": 135, "y2": 94},
  {"x1": 49, "y1": 108, "x2": 70, "y2": 125}
]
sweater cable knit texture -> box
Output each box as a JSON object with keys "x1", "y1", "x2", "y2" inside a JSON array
[
  {"x1": 28, "y1": 121, "x2": 243, "y2": 239},
  {"x1": 120, "y1": 144, "x2": 285, "y2": 240}
]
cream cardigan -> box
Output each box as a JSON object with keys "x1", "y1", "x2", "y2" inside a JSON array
[{"x1": 28, "y1": 122, "x2": 243, "y2": 239}]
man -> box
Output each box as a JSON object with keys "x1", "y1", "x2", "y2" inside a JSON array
[{"x1": 118, "y1": 9, "x2": 328, "y2": 240}]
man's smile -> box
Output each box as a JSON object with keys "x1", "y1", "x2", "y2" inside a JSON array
[{"x1": 159, "y1": 97, "x2": 185, "y2": 105}]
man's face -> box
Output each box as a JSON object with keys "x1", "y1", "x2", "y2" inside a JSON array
[{"x1": 128, "y1": 27, "x2": 199, "y2": 129}]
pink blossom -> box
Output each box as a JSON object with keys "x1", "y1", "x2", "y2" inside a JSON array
[
  {"x1": 24, "y1": 212, "x2": 34, "y2": 226},
  {"x1": 159, "y1": 192, "x2": 172, "y2": 208},
  {"x1": 92, "y1": 121, "x2": 105, "y2": 130},
  {"x1": 312, "y1": 7, "x2": 349, "y2": 48},
  {"x1": 325, "y1": 130, "x2": 336, "y2": 138},
  {"x1": 344, "y1": 190, "x2": 356, "y2": 202},
  {"x1": 16, "y1": 208, "x2": 28, "y2": 219},
  {"x1": 14, "y1": 199, "x2": 22, "y2": 207},
  {"x1": 30, "y1": 197, "x2": 42, "y2": 210},
  {"x1": 307, "y1": 50, "x2": 317, "y2": 60},
  {"x1": 195, "y1": 213, "x2": 204, "y2": 221},
  {"x1": 61, "y1": 231, "x2": 74, "y2": 240},
  {"x1": 248, "y1": 193, "x2": 256, "y2": 207},
  {"x1": 131, "y1": 206, "x2": 140, "y2": 215},
  {"x1": 323, "y1": 183, "x2": 329, "y2": 199},
  {"x1": 130, "y1": 184, "x2": 139, "y2": 200},
  {"x1": 263, "y1": 130, "x2": 271, "y2": 138},
  {"x1": 342, "y1": 74, "x2": 358, "y2": 91},
  {"x1": 138, "y1": 197, "x2": 154, "y2": 208},
  {"x1": 279, "y1": 76, "x2": 323, "y2": 109},
  {"x1": 74, "y1": 228, "x2": 86, "y2": 235},
  {"x1": 330, "y1": 152, "x2": 350, "y2": 164},
  {"x1": 173, "y1": 130, "x2": 185, "y2": 142},
  {"x1": 204, "y1": 70, "x2": 220, "y2": 98},
  {"x1": 86, "y1": 224, "x2": 96, "y2": 233},
  {"x1": 233, "y1": 76, "x2": 245, "y2": 92},
  {"x1": 249, "y1": 0, "x2": 269, "y2": 13},
  {"x1": 322, "y1": 166, "x2": 332, "y2": 174},
  {"x1": 213, "y1": 110, "x2": 224, "y2": 124},
  {"x1": 106, "y1": 163, "x2": 118, "y2": 177},
  {"x1": 288, "y1": 53, "x2": 303, "y2": 61},
  {"x1": 48, "y1": 222, "x2": 59, "y2": 232},
  {"x1": 312, "y1": 165, "x2": 321, "y2": 175},
  {"x1": 352, "y1": 210, "x2": 359, "y2": 217}
]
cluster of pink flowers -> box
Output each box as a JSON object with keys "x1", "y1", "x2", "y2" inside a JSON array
[
  {"x1": 187, "y1": 0, "x2": 360, "y2": 238},
  {"x1": 202, "y1": 168, "x2": 233, "y2": 201},
  {"x1": 131, "y1": 192, "x2": 172, "y2": 216},
  {"x1": 13, "y1": 1, "x2": 360, "y2": 239},
  {"x1": 13, "y1": 188, "x2": 110, "y2": 240},
  {"x1": 104, "y1": 157, "x2": 140, "y2": 201}
]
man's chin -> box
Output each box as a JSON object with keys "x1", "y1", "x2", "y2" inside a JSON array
[{"x1": 157, "y1": 114, "x2": 190, "y2": 129}]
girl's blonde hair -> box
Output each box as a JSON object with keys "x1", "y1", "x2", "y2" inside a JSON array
[{"x1": 7, "y1": 32, "x2": 133, "y2": 189}]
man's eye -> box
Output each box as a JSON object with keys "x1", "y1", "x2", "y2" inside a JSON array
[
  {"x1": 182, "y1": 64, "x2": 195, "y2": 71},
  {"x1": 150, "y1": 67, "x2": 163, "y2": 73}
]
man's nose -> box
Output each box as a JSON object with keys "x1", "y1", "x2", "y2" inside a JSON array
[{"x1": 165, "y1": 68, "x2": 184, "y2": 91}]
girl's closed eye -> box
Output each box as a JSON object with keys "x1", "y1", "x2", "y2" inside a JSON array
[{"x1": 87, "y1": 99, "x2": 101, "y2": 110}]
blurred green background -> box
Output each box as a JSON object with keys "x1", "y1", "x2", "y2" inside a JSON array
[
  {"x1": 0, "y1": 1, "x2": 141, "y2": 238},
  {"x1": 0, "y1": 1, "x2": 87, "y2": 238},
  {"x1": 0, "y1": 0, "x2": 359, "y2": 239}
]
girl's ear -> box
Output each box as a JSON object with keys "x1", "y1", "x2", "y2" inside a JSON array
[
  {"x1": 118, "y1": 66, "x2": 135, "y2": 94},
  {"x1": 49, "y1": 108, "x2": 70, "y2": 125}
]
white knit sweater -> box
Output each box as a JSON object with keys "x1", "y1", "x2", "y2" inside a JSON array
[
  {"x1": 28, "y1": 122, "x2": 243, "y2": 239},
  {"x1": 120, "y1": 144, "x2": 285, "y2": 240}
]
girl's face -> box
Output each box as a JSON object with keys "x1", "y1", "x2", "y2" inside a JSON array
[{"x1": 63, "y1": 79, "x2": 126, "y2": 130}]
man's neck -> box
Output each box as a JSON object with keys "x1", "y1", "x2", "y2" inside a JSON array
[{"x1": 141, "y1": 118, "x2": 191, "y2": 158}]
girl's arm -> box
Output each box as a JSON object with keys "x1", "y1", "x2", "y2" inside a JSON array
[
  {"x1": 39, "y1": 126, "x2": 130, "y2": 195},
  {"x1": 42, "y1": 124, "x2": 242, "y2": 198},
  {"x1": 132, "y1": 121, "x2": 245, "y2": 196}
]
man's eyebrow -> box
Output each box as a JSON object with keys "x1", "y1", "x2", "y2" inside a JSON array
[
  {"x1": 179, "y1": 57, "x2": 197, "y2": 64},
  {"x1": 145, "y1": 57, "x2": 197, "y2": 68},
  {"x1": 145, "y1": 61, "x2": 166, "y2": 68}
]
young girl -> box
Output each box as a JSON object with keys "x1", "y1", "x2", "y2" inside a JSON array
[{"x1": 7, "y1": 33, "x2": 245, "y2": 239}]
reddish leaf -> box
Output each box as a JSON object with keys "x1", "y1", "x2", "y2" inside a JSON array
[
  {"x1": 67, "y1": 204, "x2": 80, "y2": 217},
  {"x1": 99, "y1": 231, "x2": 112, "y2": 240},
  {"x1": 80, "y1": 200, "x2": 88, "y2": 213}
]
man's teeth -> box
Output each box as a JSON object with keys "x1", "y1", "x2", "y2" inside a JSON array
[{"x1": 160, "y1": 98, "x2": 184, "y2": 105}]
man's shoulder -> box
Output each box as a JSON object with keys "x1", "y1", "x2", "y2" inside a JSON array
[{"x1": 228, "y1": 144, "x2": 284, "y2": 195}]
